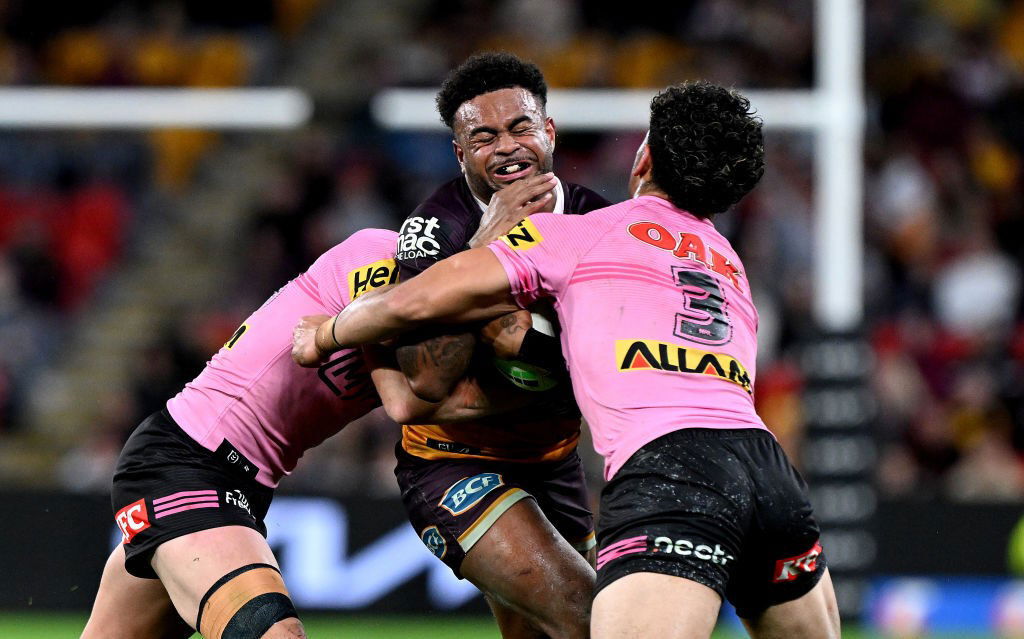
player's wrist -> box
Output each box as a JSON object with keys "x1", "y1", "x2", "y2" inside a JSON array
[{"x1": 315, "y1": 316, "x2": 341, "y2": 357}]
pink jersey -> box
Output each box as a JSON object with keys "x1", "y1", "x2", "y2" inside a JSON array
[
  {"x1": 167, "y1": 228, "x2": 399, "y2": 487},
  {"x1": 488, "y1": 196, "x2": 767, "y2": 479}
]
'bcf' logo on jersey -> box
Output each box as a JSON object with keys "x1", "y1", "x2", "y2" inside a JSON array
[
  {"x1": 773, "y1": 542, "x2": 823, "y2": 582},
  {"x1": 115, "y1": 498, "x2": 151, "y2": 544},
  {"x1": 439, "y1": 473, "x2": 504, "y2": 515},
  {"x1": 396, "y1": 216, "x2": 442, "y2": 260},
  {"x1": 421, "y1": 526, "x2": 447, "y2": 559}
]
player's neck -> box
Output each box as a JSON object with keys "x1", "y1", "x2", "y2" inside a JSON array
[{"x1": 634, "y1": 181, "x2": 670, "y2": 202}]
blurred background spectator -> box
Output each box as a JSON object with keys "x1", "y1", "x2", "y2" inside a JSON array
[{"x1": 1, "y1": 0, "x2": 1023, "y2": 507}]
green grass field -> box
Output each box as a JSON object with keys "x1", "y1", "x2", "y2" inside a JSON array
[{"x1": 0, "y1": 612, "x2": 997, "y2": 638}]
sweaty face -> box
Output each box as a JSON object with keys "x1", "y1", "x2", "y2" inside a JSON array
[{"x1": 452, "y1": 87, "x2": 555, "y2": 203}]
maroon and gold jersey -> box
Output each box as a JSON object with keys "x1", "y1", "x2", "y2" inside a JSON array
[{"x1": 396, "y1": 175, "x2": 610, "y2": 463}]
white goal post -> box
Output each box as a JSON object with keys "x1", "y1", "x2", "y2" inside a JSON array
[{"x1": 372, "y1": 0, "x2": 865, "y2": 332}]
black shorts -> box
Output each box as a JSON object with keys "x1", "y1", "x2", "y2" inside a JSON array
[
  {"x1": 594, "y1": 428, "x2": 825, "y2": 618},
  {"x1": 394, "y1": 445, "x2": 595, "y2": 578},
  {"x1": 111, "y1": 410, "x2": 273, "y2": 579}
]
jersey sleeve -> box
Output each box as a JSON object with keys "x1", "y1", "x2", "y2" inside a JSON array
[
  {"x1": 486, "y1": 213, "x2": 595, "y2": 308},
  {"x1": 304, "y1": 228, "x2": 399, "y2": 313},
  {"x1": 395, "y1": 201, "x2": 470, "y2": 279}
]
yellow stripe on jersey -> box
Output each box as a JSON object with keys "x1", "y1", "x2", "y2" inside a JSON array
[
  {"x1": 573, "y1": 531, "x2": 597, "y2": 552},
  {"x1": 348, "y1": 258, "x2": 398, "y2": 300},
  {"x1": 615, "y1": 339, "x2": 752, "y2": 394},
  {"x1": 401, "y1": 424, "x2": 579, "y2": 464}
]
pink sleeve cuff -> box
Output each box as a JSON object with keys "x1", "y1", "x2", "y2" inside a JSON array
[{"x1": 487, "y1": 241, "x2": 540, "y2": 308}]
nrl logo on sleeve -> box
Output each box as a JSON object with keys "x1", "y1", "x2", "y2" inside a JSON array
[
  {"x1": 439, "y1": 473, "x2": 504, "y2": 515},
  {"x1": 348, "y1": 258, "x2": 398, "y2": 300},
  {"x1": 500, "y1": 218, "x2": 543, "y2": 251},
  {"x1": 615, "y1": 339, "x2": 752, "y2": 394}
]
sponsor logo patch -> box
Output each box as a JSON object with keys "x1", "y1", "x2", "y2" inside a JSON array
[
  {"x1": 615, "y1": 339, "x2": 752, "y2": 394},
  {"x1": 396, "y1": 216, "x2": 442, "y2": 260},
  {"x1": 348, "y1": 258, "x2": 398, "y2": 300},
  {"x1": 224, "y1": 323, "x2": 248, "y2": 349},
  {"x1": 596, "y1": 535, "x2": 735, "y2": 570},
  {"x1": 421, "y1": 526, "x2": 447, "y2": 559},
  {"x1": 652, "y1": 536, "x2": 735, "y2": 565},
  {"x1": 500, "y1": 218, "x2": 543, "y2": 251},
  {"x1": 627, "y1": 220, "x2": 744, "y2": 288},
  {"x1": 115, "y1": 498, "x2": 151, "y2": 544},
  {"x1": 318, "y1": 350, "x2": 373, "y2": 400},
  {"x1": 225, "y1": 489, "x2": 252, "y2": 517},
  {"x1": 773, "y1": 542, "x2": 823, "y2": 582},
  {"x1": 439, "y1": 473, "x2": 504, "y2": 516}
]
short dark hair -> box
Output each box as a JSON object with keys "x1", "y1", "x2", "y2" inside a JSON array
[
  {"x1": 436, "y1": 52, "x2": 548, "y2": 129},
  {"x1": 648, "y1": 81, "x2": 765, "y2": 219}
]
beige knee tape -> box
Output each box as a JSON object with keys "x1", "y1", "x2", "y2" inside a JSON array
[{"x1": 198, "y1": 564, "x2": 290, "y2": 639}]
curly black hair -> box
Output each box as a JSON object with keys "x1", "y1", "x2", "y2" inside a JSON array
[
  {"x1": 647, "y1": 81, "x2": 764, "y2": 218},
  {"x1": 436, "y1": 52, "x2": 548, "y2": 129}
]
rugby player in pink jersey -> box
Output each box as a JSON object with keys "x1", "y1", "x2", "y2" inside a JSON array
[
  {"x1": 81, "y1": 228, "x2": 533, "y2": 639},
  {"x1": 296, "y1": 83, "x2": 841, "y2": 638}
]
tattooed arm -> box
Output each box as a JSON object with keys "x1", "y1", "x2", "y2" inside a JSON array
[
  {"x1": 393, "y1": 330, "x2": 476, "y2": 403},
  {"x1": 368, "y1": 344, "x2": 541, "y2": 424},
  {"x1": 479, "y1": 310, "x2": 532, "y2": 359}
]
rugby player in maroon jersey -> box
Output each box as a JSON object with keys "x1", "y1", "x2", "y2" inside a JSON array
[{"x1": 385, "y1": 52, "x2": 610, "y2": 639}]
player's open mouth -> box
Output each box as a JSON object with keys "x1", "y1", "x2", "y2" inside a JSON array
[{"x1": 492, "y1": 161, "x2": 534, "y2": 182}]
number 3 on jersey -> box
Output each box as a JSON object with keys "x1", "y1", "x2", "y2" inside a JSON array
[{"x1": 671, "y1": 267, "x2": 731, "y2": 345}]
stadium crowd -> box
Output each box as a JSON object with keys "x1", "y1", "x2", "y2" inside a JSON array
[{"x1": 2, "y1": 0, "x2": 1023, "y2": 502}]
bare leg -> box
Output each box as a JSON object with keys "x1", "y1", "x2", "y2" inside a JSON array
[
  {"x1": 81, "y1": 545, "x2": 192, "y2": 639},
  {"x1": 485, "y1": 594, "x2": 549, "y2": 639},
  {"x1": 153, "y1": 525, "x2": 306, "y2": 638},
  {"x1": 461, "y1": 499, "x2": 595, "y2": 639},
  {"x1": 591, "y1": 572, "x2": 721, "y2": 639},
  {"x1": 742, "y1": 569, "x2": 841, "y2": 639}
]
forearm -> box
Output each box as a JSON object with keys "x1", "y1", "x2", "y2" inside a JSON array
[
  {"x1": 314, "y1": 289, "x2": 413, "y2": 353},
  {"x1": 370, "y1": 347, "x2": 533, "y2": 424},
  {"x1": 322, "y1": 248, "x2": 517, "y2": 352},
  {"x1": 395, "y1": 330, "x2": 476, "y2": 402}
]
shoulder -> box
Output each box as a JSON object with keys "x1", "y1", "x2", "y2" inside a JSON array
[
  {"x1": 344, "y1": 227, "x2": 399, "y2": 249},
  {"x1": 324, "y1": 228, "x2": 399, "y2": 263},
  {"x1": 562, "y1": 181, "x2": 612, "y2": 214}
]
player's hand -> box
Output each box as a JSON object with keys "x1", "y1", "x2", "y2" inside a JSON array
[
  {"x1": 480, "y1": 310, "x2": 532, "y2": 359},
  {"x1": 292, "y1": 314, "x2": 332, "y2": 367},
  {"x1": 468, "y1": 173, "x2": 557, "y2": 247}
]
